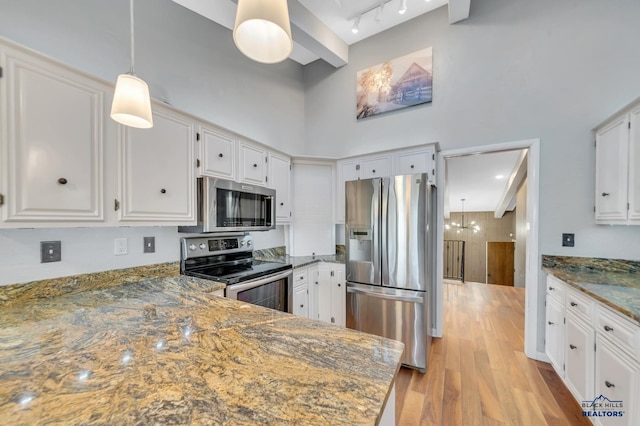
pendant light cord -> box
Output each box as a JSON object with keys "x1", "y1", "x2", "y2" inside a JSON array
[{"x1": 129, "y1": 0, "x2": 135, "y2": 74}]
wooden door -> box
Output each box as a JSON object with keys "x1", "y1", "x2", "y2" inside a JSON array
[{"x1": 486, "y1": 242, "x2": 514, "y2": 286}]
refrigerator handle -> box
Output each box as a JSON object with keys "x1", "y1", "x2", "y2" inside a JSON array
[
  {"x1": 381, "y1": 177, "x2": 388, "y2": 286},
  {"x1": 372, "y1": 178, "x2": 381, "y2": 284},
  {"x1": 346, "y1": 286, "x2": 425, "y2": 304}
]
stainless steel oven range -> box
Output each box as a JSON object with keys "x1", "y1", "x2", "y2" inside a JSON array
[{"x1": 180, "y1": 235, "x2": 292, "y2": 313}]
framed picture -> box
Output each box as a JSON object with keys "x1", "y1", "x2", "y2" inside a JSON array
[{"x1": 356, "y1": 47, "x2": 433, "y2": 120}]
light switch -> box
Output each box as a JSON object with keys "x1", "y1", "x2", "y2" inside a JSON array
[
  {"x1": 143, "y1": 236, "x2": 155, "y2": 253},
  {"x1": 41, "y1": 241, "x2": 62, "y2": 263}
]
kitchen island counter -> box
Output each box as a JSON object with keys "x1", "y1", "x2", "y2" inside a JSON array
[{"x1": 0, "y1": 271, "x2": 403, "y2": 424}]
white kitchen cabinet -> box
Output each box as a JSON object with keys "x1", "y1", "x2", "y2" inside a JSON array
[
  {"x1": 308, "y1": 265, "x2": 320, "y2": 321},
  {"x1": 268, "y1": 152, "x2": 291, "y2": 223},
  {"x1": 117, "y1": 102, "x2": 196, "y2": 223},
  {"x1": 293, "y1": 282, "x2": 309, "y2": 318},
  {"x1": 198, "y1": 125, "x2": 236, "y2": 180},
  {"x1": 595, "y1": 99, "x2": 640, "y2": 224},
  {"x1": 1, "y1": 43, "x2": 105, "y2": 223},
  {"x1": 565, "y1": 311, "x2": 595, "y2": 403},
  {"x1": 239, "y1": 141, "x2": 267, "y2": 185},
  {"x1": 594, "y1": 334, "x2": 639, "y2": 426},
  {"x1": 545, "y1": 295, "x2": 565, "y2": 376},
  {"x1": 359, "y1": 155, "x2": 392, "y2": 180},
  {"x1": 317, "y1": 263, "x2": 346, "y2": 326},
  {"x1": 394, "y1": 146, "x2": 436, "y2": 184}
]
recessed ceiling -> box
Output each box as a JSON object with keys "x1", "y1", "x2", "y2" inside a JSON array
[
  {"x1": 172, "y1": 0, "x2": 465, "y2": 66},
  {"x1": 446, "y1": 150, "x2": 525, "y2": 213}
]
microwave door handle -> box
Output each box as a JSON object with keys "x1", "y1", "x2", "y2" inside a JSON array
[{"x1": 226, "y1": 270, "x2": 292, "y2": 292}]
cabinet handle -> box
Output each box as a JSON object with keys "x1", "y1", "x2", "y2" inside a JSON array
[
  {"x1": 549, "y1": 286, "x2": 554, "y2": 291},
  {"x1": 57, "y1": 178, "x2": 68, "y2": 185},
  {"x1": 300, "y1": 304, "x2": 304, "y2": 308},
  {"x1": 253, "y1": 163, "x2": 258, "y2": 168},
  {"x1": 338, "y1": 283, "x2": 341, "y2": 287},
  {"x1": 160, "y1": 189, "x2": 167, "y2": 194},
  {"x1": 331, "y1": 317, "x2": 335, "y2": 323},
  {"x1": 570, "y1": 302, "x2": 578, "y2": 307},
  {"x1": 410, "y1": 165, "x2": 415, "y2": 169},
  {"x1": 548, "y1": 321, "x2": 554, "y2": 325},
  {"x1": 218, "y1": 153, "x2": 224, "y2": 158},
  {"x1": 569, "y1": 344, "x2": 577, "y2": 350},
  {"x1": 299, "y1": 276, "x2": 303, "y2": 280},
  {"x1": 280, "y1": 202, "x2": 284, "y2": 206},
  {"x1": 372, "y1": 169, "x2": 376, "y2": 173},
  {"x1": 604, "y1": 325, "x2": 614, "y2": 332},
  {"x1": 605, "y1": 381, "x2": 615, "y2": 388},
  {"x1": 601, "y1": 192, "x2": 610, "y2": 197}
]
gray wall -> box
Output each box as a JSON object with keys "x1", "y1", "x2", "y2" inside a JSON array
[{"x1": 304, "y1": 0, "x2": 640, "y2": 260}]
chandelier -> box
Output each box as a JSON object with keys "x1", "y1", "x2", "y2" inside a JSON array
[{"x1": 445, "y1": 198, "x2": 480, "y2": 234}]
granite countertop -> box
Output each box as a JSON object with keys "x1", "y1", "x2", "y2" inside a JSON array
[
  {"x1": 542, "y1": 255, "x2": 640, "y2": 323},
  {"x1": 0, "y1": 268, "x2": 403, "y2": 424},
  {"x1": 254, "y1": 247, "x2": 345, "y2": 269}
]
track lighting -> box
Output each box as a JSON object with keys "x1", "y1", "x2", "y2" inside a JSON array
[
  {"x1": 352, "y1": 15, "x2": 361, "y2": 34},
  {"x1": 399, "y1": 0, "x2": 408, "y2": 15}
]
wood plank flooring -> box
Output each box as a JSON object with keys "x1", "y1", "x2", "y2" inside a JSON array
[{"x1": 395, "y1": 282, "x2": 590, "y2": 426}]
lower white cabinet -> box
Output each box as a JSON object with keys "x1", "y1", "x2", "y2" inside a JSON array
[
  {"x1": 545, "y1": 295, "x2": 565, "y2": 375},
  {"x1": 293, "y1": 282, "x2": 309, "y2": 318},
  {"x1": 316, "y1": 263, "x2": 346, "y2": 326},
  {"x1": 565, "y1": 311, "x2": 595, "y2": 403}
]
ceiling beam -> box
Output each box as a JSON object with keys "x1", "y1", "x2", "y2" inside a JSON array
[
  {"x1": 494, "y1": 150, "x2": 528, "y2": 218},
  {"x1": 449, "y1": 0, "x2": 471, "y2": 24}
]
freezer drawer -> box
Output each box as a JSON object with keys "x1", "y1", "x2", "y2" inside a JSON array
[{"x1": 346, "y1": 282, "x2": 430, "y2": 372}]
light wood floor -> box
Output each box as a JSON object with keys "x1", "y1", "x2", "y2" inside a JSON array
[{"x1": 395, "y1": 282, "x2": 590, "y2": 425}]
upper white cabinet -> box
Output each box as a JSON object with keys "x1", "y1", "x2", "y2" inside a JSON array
[
  {"x1": 394, "y1": 146, "x2": 436, "y2": 182},
  {"x1": 595, "y1": 100, "x2": 640, "y2": 224},
  {"x1": 198, "y1": 125, "x2": 236, "y2": 180},
  {"x1": 239, "y1": 141, "x2": 267, "y2": 185},
  {"x1": 117, "y1": 102, "x2": 195, "y2": 223},
  {"x1": 359, "y1": 155, "x2": 392, "y2": 180},
  {"x1": 268, "y1": 152, "x2": 291, "y2": 223},
  {"x1": 1, "y1": 43, "x2": 105, "y2": 223}
]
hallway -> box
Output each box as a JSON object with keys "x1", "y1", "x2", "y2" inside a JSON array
[{"x1": 395, "y1": 282, "x2": 589, "y2": 425}]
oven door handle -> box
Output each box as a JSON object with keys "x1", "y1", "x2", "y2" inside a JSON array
[{"x1": 226, "y1": 269, "x2": 292, "y2": 292}]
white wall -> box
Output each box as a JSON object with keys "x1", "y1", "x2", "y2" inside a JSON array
[{"x1": 304, "y1": 0, "x2": 640, "y2": 260}]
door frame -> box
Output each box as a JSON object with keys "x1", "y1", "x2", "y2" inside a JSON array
[{"x1": 435, "y1": 138, "x2": 542, "y2": 361}]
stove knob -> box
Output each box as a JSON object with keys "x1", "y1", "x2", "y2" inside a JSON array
[
  {"x1": 199, "y1": 243, "x2": 207, "y2": 250},
  {"x1": 240, "y1": 240, "x2": 246, "y2": 247},
  {"x1": 188, "y1": 244, "x2": 197, "y2": 251},
  {"x1": 247, "y1": 240, "x2": 253, "y2": 247}
]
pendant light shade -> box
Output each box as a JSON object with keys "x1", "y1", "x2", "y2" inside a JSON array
[
  {"x1": 233, "y1": 0, "x2": 293, "y2": 64},
  {"x1": 111, "y1": 73, "x2": 153, "y2": 129},
  {"x1": 110, "y1": 0, "x2": 153, "y2": 128}
]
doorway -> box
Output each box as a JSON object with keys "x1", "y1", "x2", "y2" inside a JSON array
[
  {"x1": 487, "y1": 241, "x2": 515, "y2": 286},
  {"x1": 434, "y1": 139, "x2": 542, "y2": 361}
]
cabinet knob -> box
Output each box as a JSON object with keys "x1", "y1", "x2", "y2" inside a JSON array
[
  {"x1": 280, "y1": 202, "x2": 284, "y2": 206},
  {"x1": 299, "y1": 276, "x2": 303, "y2": 280},
  {"x1": 601, "y1": 192, "x2": 610, "y2": 197},
  {"x1": 549, "y1": 286, "x2": 554, "y2": 291},
  {"x1": 338, "y1": 283, "x2": 341, "y2": 287},
  {"x1": 605, "y1": 381, "x2": 615, "y2": 388},
  {"x1": 570, "y1": 302, "x2": 577, "y2": 307},
  {"x1": 604, "y1": 325, "x2": 614, "y2": 332},
  {"x1": 547, "y1": 321, "x2": 554, "y2": 325},
  {"x1": 253, "y1": 163, "x2": 258, "y2": 168},
  {"x1": 569, "y1": 344, "x2": 577, "y2": 350},
  {"x1": 300, "y1": 304, "x2": 304, "y2": 308},
  {"x1": 410, "y1": 165, "x2": 415, "y2": 169},
  {"x1": 218, "y1": 153, "x2": 224, "y2": 158},
  {"x1": 372, "y1": 169, "x2": 376, "y2": 173},
  {"x1": 160, "y1": 189, "x2": 167, "y2": 194},
  {"x1": 57, "y1": 178, "x2": 68, "y2": 185}
]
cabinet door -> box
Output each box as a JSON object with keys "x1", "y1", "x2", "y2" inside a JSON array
[
  {"x1": 565, "y1": 313, "x2": 595, "y2": 403},
  {"x1": 595, "y1": 116, "x2": 629, "y2": 222},
  {"x1": 268, "y1": 152, "x2": 291, "y2": 223},
  {"x1": 545, "y1": 296, "x2": 565, "y2": 376},
  {"x1": 360, "y1": 156, "x2": 392, "y2": 180},
  {"x1": 3, "y1": 48, "x2": 104, "y2": 222},
  {"x1": 628, "y1": 106, "x2": 640, "y2": 223},
  {"x1": 239, "y1": 142, "x2": 267, "y2": 185},
  {"x1": 335, "y1": 160, "x2": 358, "y2": 224},
  {"x1": 317, "y1": 264, "x2": 332, "y2": 323},
  {"x1": 293, "y1": 283, "x2": 309, "y2": 318},
  {"x1": 594, "y1": 335, "x2": 639, "y2": 426},
  {"x1": 119, "y1": 104, "x2": 195, "y2": 222},
  {"x1": 199, "y1": 125, "x2": 235, "y2": 180},
  {"x1": 308, "y1": 265, "x2": 320, "y2": 321},
  {"x1": 330, "y1": 265, "x2": 346, "y2": 327},
  {"x1": 395, "y1": 149, "x2": 432, "y2": 176}
]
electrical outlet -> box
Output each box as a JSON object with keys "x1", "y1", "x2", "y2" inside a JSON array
[
  {"x1": 41, "y1": 241, "x2": 62, "y2": 263},
  {"x1": 114, "y1": 238, "x2": 128, "y2": 255},
  {"x1": 562, "y1": 233, "x2": 575, "y2": 247},
  {"x1": 143, "y1": 236, "x2": 155, "y2": 253}
]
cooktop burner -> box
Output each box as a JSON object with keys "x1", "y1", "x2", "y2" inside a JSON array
[{"x1": 186, "y1": 260, "x2": 292, "y2": 285}]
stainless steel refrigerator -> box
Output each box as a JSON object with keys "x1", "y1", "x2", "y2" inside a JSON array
[{"x1": 345, "y1": 174, "x2": 435, "y2": 372}]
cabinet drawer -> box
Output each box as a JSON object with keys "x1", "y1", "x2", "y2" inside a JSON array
[
  {"x1": 565, "y1": 287, "x2": 594, "y2": 323},
  {"x1": 546, "y1": 275, "x2": 566, "y2": 303},
  {"x1": 293, "y1": 269, "x2": 308, "y2": 286},
  {"x1": 595, "y1": 305, "x2": 639, "y2": 357}
]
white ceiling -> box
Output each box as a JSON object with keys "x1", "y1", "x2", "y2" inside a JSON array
[
  {"x1": 172, "y1": 0, "x2": 467, "y2": 66},
  {"x1": 446, "y1": 150, "x2": 525, "y2": 214}
]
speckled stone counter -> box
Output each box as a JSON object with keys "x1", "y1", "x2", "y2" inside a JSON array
[
  {"x1": 0, "y1": 271, "x2": 403, "y2": 424},
  {"x1": 254, "y1": 247, "x2": 345, "y2": 269},
  {"x1": 542, "y1": 255, "x2": 640, "y2": 323}
]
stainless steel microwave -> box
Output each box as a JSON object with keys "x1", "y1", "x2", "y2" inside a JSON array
[{"x1": 178, "y1": 178, "x2": 276, "y2": 233}]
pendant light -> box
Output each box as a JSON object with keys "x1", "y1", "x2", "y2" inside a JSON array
[
  {"x1": 110, "y1": 0, "x2": 153, "y2": 129},
  {"x1": 233, "y1": 0, "x2": 293, "y2": 64},
  {"x1": 445, "y1": 199, "x2": 481, "y2": 233}
]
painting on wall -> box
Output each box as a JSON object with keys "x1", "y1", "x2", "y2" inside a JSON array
[{"x1": 356, "y1": 47, "x2": 433, "y2": 120}]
